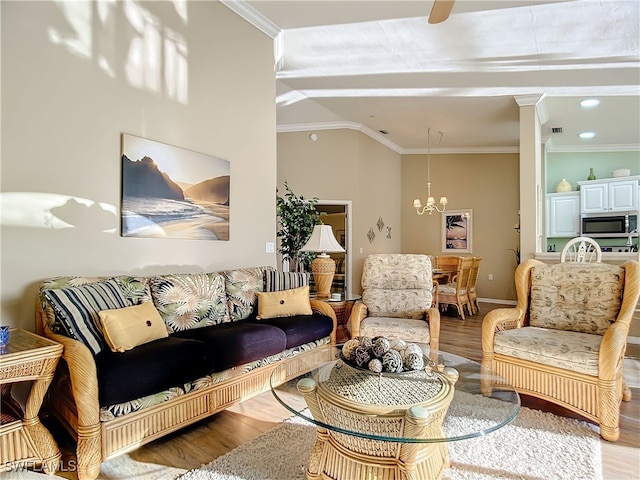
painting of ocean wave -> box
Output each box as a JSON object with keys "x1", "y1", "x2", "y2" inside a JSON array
[{"x1": 121, "y1": 134, "x2": 230, "y2": 240}]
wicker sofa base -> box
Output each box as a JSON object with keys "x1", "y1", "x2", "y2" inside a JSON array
[
  {"x1": 482, "y1": 353, "x2": 625, "y2": 441},
  {"x1": 48, "y1": 348, "x2": 326, "y2": 480}
]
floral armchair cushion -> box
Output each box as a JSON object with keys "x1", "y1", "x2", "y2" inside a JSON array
[
  {"x1": 149, "y1": 273, "x2": 230, "y2": 332},
  {"x1": 361, "y1": 254, "x2": 433, "y2": 319},
  {"x1": 529, "y1": 262, "x2": 624, "y2": 335}
]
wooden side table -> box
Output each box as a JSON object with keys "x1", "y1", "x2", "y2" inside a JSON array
[
  {"x1": 0, "y1": 328, "x2": 63, "y2": 474},
  {"x1": 314, "y1": 295, "x2": 361, "y2": 343}
]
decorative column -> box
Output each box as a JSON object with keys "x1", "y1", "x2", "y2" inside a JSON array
[{"x1": 514, "y1": 94, "x2": 546, "y2": 261}]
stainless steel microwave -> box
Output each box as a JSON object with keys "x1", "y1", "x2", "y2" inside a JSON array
[{"x1": 581, "y1": 213, "x2": 637, "y2": 238}]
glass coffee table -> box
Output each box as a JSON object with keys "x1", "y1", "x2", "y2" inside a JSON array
[{"x1": 270, "y1": 344, "x2": 519, "y2": 480}]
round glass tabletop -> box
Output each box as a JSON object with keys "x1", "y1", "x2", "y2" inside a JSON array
[{"x1": 270, "y1": 344, "x2": 520, "y2": 444}]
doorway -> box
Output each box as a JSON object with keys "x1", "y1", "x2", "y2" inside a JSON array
[{"x1": 316, "y1": 200, "x2": 353, "y2": 297}]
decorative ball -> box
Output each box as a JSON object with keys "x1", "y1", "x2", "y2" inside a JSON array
[
  {"x1": 382, "y1": 349, "x2": 404, "y2": 373},
  {"x1": 356, "y1": 336, "x2": 373, "y2": 349},
  {"x1": 404, "y1": 343, "x2": 422, "y2": 357},
  {"x1": 371, "y1": 337, "x2": 391, "y2": 358},
  {"x1": 342, "y1": 339, "x2": 360, "y2": 360},
  {"x1": 390, "y1": 339, "x2": 407, "y2": 352},
  {"x1": 368, "y1": 358, "x2": 383, "y2": 373},
  {"x1": 403, "y1": 352, "x2": 424, "y2": 371},
  {"x1": 353, "y1": 345, "x2": 372, "y2": 367}
]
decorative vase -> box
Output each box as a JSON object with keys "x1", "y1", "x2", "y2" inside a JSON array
[
  {"x1": 587, "y1": 168, "x2": 596, "y2": 181},
  {"x1": 555, "y1": 178, "x2": 572, "y2": 192}
]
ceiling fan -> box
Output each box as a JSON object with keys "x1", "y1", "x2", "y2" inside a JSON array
[{"x1": 429, "y1": 0, "x2": 455, "y2": 24}]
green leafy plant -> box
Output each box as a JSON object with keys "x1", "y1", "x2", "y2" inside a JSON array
[
  {"x1": 276, "y1": 182, "x2": 320, "y2": 272},
  {"x1": 508, "y1": 247, "x2": 521, "y2": 265}
]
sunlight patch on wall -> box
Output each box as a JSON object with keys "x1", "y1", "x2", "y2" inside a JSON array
[
  {"x1": 164, "y1": 29, "x2": 188, "y2": 105},
  {"x1": 48, "y1": 0, "x2": 92, "y2": 59},
  {"x1": 1, "y1": 193, "x2": 117, "y2": 233},
  {"x1": 48, "y1": 0, "x2": 188, "y2": 104},
  {"x1": 172, "y1": 0, "x2": 188, "y2": 23}
]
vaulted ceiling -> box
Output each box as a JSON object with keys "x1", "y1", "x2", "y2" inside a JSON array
[{"x1": 223, "y1": 0, "x2": 640, "y2": 153}]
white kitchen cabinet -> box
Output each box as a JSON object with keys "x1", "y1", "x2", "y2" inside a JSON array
[
  {"x1": 609, "y1": 180, "x2": 637, "y2": 211},
  {"x1": 547, "y1": 192, "x2": 580, "y2": 237},
  {"x1": 579, "y1": 177, "x2": 639, "y2": 214}
]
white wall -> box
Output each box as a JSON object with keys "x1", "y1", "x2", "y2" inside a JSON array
[{"x1": 1, "y1": 1, "x2": 277, "y2": 331}]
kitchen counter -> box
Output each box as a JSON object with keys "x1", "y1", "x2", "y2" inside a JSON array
[{"x1": 535, "y1": 251, "x2": 639, "y2": 263}]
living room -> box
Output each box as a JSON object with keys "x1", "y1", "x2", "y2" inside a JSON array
[{"x1": 1, "y1": 1, "x2": 638, "y2": 479}]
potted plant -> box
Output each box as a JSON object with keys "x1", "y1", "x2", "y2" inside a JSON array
[{"x1": 276, "y1": 182, "x2": 320, "y2": 272}]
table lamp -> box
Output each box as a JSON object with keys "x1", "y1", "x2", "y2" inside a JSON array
[{"x1": 300, "y1": 224, "x2": 345, "y2": 298}]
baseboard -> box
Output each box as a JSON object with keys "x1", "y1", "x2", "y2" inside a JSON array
[
  {"x1": 478, "y1": 297, "x2": 517, "y2": 306},
  {"x1": 628, "y1": 336, "x2": 640, "y2": 345}
]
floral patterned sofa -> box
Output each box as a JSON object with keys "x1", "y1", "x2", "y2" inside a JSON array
[
  {"x1": 481, "y1": 259, "x2": 640, "y2": 441},
  {"x1": 36, "y1": 266, "x2": 336, "y2": 480}
]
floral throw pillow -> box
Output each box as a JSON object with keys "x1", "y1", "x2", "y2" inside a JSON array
[
  {"x1": 223, "y1": 266, "x2": 275, "y2": 321},
  {"x1": 149, "y1": 273, "x2": 230, "y2": 332}
]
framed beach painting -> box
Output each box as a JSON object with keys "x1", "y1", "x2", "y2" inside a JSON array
[
  {"x1": 121, "y1": 134, "x2": 230, "y2": 240},
  {"x1": 442, "y1": 209, "x2": 472, "y2": 253}
]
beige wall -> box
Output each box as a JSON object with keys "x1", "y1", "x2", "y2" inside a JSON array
[
  {"x1": 402, "y1": 153, "x2": 521, "y2": 301},
  {"x1": 277, "y1": 129, "x2": 402, "y2": 293},
  {"x1": 1, "y1": 1, "x2": 277, "y2": 331}
]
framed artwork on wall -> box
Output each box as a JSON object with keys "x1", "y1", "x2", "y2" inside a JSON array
[
  {"x1": 442, "y1": 209, "x2": 472, "y2": 253},
  {"x1": 121, "y1": 133, "x2": 230, "y2": 240}
]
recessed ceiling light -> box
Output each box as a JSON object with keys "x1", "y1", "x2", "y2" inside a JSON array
[
  {"x1": 580, "y1": 99, "x2": 600, "y2": 108},
  {"x1": 579, "y1": 131, "x2": 596, "y2": 139}
]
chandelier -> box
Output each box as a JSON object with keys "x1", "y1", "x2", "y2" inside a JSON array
[{"x1": 413, "y1": 128, "x2": 447, "y2": 215}]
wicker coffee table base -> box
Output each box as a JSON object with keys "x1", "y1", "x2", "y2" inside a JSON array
[
  {"x1": 297, "y1": 371, "x2": 454, "y2": 480},
  {"x1": 305, "y1": 427, "x2": 450, "y2": 480}
]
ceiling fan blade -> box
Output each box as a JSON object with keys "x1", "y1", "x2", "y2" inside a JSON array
[{"x1": 428, "y1": 0, "x2": 455, "y2": 24}]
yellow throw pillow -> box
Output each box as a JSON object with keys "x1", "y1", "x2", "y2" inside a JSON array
[
  {"x1": 99, "y1": 301, "x2": 168, "y2": 353},
  {"x1": 256, "y1": 286, "x2": 313, "y2": 320}
]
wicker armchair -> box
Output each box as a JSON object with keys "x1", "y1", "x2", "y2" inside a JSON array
[
  {"x1": 348, "y1": 254, "x2": 440, "y2": 350},
  {"x1": 481, "y1": 258, "x2": 639, "y2": 441}
]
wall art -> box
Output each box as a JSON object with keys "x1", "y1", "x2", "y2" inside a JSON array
[
  {"x1": 367, "y1": 227, "x2": 375, "y2": 243},
  {"x1": 442, "y1": 209, "x2": 472, "y2": 253},
  {"x1": 121, "y1": 134, "x2": 230, "y2": 240}
]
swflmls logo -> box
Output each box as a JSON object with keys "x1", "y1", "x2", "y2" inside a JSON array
[{"x1": 3, "y1": 459, "x2": 79, "y2": 472}]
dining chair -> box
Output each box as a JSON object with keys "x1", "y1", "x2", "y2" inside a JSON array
[
  {"x1": 437, "y1": 256, "x2": 473, "y2": 320},
  {"x1": 467, "y1": 256, "x2": 482, "y2": 314},
  {"x1": 434, "y1": 255, "x2": 461, "y2": 285},
  {"x1": 560, "y1": 236, "x2": 602, "y2": 263}
]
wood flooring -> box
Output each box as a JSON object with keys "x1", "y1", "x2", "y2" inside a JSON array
[{"x1": 37, "y1": 302, "x2": 640, "y2": 480}]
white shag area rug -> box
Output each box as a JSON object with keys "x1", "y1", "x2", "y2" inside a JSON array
[{"x1": 178, "y1": 404, "x2": 602, "y2": 480}]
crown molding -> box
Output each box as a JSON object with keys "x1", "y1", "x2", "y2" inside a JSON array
[
  {"x1": 220, "y1": 0, "x2": 281, "y2": 39},
  {"x1": 402, "y1": 146, "x2": 520, "y2": 155},
  {"x1": 514, "y1": 94, "x2": 549, "y2": 124},
  {"x1": 514, "y1": 94, "x2": 545, "y2": 107},
  {"x1": 277, "y1": 122, "x2": 520, "y2": 154},
  {"x1": 277, "y1": 122, "x2": 404, "y2": 153},
  {"x1": 546, "y1": 143, "x2": 640, "y2": 153},
  {"x1": 277, "y1": 124, "x2": 636, "y2": 155}
]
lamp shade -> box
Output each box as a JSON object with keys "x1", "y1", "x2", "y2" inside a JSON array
[{"x1": 300, "y1": 225, "x2": 345, "y2": 253}]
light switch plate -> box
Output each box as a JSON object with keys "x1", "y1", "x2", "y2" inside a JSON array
[{"x1": 266, "y1": 242, "x2": 275, "y2": 253}]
